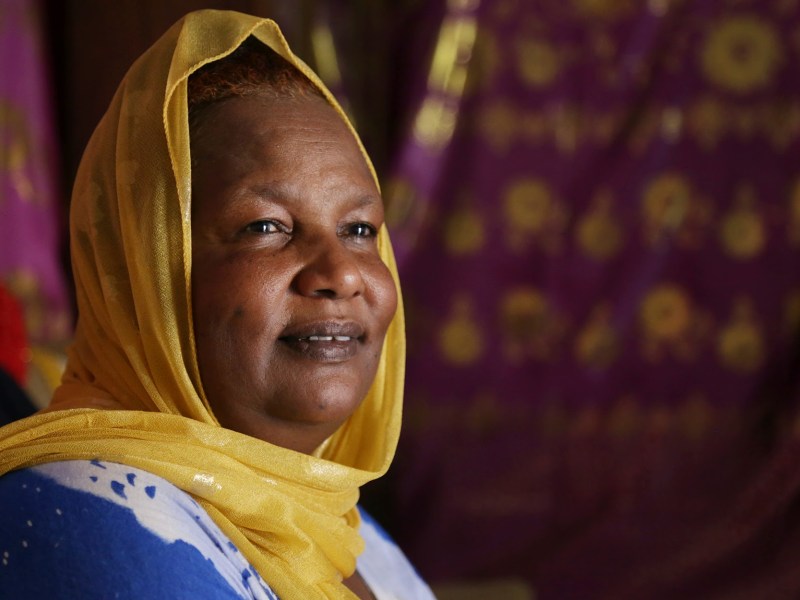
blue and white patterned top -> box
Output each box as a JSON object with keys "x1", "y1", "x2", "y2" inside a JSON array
[{"x1": 0, "y1": 460, "x2": 435, "y2": 600}]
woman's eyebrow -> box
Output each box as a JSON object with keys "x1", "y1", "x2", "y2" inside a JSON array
[
  {"x1": 352, "y1": 194, "x2": 382, "y2": 209},
  {"x1": 240, "y1": 184, "x2": 381, "y2": 209},
  {"x1": 236, "y1": 183, "x2": 292, "y2": 203}
]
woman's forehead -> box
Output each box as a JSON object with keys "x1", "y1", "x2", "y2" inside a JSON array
[
  {"x1": 189, "y1": 94, "x2": 378, "y2": 214},
  {"x1": 190, "y1": 94, "x2": 364, "y2": 164}
]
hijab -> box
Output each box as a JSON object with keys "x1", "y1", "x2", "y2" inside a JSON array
[{"x1": 0, "y1": 10, "x2": 405, "y2": 599}]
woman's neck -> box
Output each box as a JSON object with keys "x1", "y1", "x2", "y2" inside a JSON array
[{"x1": 344, "y1": 571, "x2": 376, "y2": 600}]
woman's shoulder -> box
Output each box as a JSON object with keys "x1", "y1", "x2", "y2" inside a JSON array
[
  {"x1": 0, "y1": 461, "x2": 433, "y2": 599},
  {"x1": 0, "y1": 460, "x2": 278, "y2": 600}
]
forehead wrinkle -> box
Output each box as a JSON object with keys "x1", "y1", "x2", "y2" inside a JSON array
[
  {"x1": 227, "y1": 172, "x2": 378, "y2": 203},
  {"x1": 275, "y1": 130, "x2": 354, "y2": 150},
  {"x1": 236, "y1": 182, "x2": 292, "y2": 202}
]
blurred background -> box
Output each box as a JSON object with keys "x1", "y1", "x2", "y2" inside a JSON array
[{"x1": 3, "y1": 0, "x2": 800, "y2": 597}]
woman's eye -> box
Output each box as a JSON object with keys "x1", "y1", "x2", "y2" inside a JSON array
[
  {"x1": 244, "y1": 220, "x2": 282, "y2": 234},
  {"x1": 347, "y1": 222, "x2": 377, "y2": 238}
]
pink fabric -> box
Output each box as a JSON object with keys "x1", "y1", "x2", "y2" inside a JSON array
[{"x1": 0, "y1": 0, "x2": 70, "y2": 345}]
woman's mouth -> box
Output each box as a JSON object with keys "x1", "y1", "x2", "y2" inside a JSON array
[{"x1": 278, "y1": 321, "x2": 364, "y2": 361}]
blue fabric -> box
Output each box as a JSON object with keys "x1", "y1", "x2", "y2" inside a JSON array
[
  {"x1": 0, "y1": 460, "x2": 435, "y2": 600},
  {"x1": 0, "y1": 461, "x2": 278, "y2": 599}
]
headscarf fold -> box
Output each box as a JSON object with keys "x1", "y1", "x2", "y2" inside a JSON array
[{"x1": 0, "y1": 10, "x2": 405, "y2": 599}]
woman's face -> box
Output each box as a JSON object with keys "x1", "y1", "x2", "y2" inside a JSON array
[{"x1": 190, "y1": 93, "x2": 397, "y2": 454}]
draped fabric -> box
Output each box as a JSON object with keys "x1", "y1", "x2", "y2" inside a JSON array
[
  {"x1": 0, "y1": 10, "x2": 405, "y2": 600},
  {"x1": 0, "y1": 0, "x2": 70, "y2": 346},
  {"x1": 380, "y1": 1, "x2": 800, "y2": 596}
]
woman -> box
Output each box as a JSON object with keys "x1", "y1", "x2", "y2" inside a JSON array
[{"x1": 0, "y1": 10, "x2": 432, "y2": 600}]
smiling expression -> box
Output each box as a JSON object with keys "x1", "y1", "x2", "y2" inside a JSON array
[{"x1": 190, "y1": 93, "x2": 398, "y2": 454}]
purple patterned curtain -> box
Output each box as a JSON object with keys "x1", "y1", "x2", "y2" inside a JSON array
[
  {"x1": 380, "y1": 0, "x2": 800, "y2": 596},
  {"x1": 0, "y1": 0, "x2": 70, "y2": 348}
]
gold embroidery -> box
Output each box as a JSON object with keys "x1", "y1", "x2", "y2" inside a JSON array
[
  {"x1": 640, "y1": 284, "x2": 708, "y2": 361},
  {"x1": 641, "y1": 285, "x2": 690, "y2": 338},
  {"x1": 504, "y1": 178, "x2": 568, "y2": 252},
  {"x1": 443, "y1": 202, "x2": 484, "y2": 255},
  {"x1": 687, "y1": 95, "x2": 728, "y2": 149},
  {"x1": 576, "y1": 190, "x2": 624, "y2": 260},
  {"x1": 661, "y1": 107, "x2": 683, "y2": 142},
  {"x1": 439, "y1": 296, "x2": 483, "y2": 365},
  {"x1": 516, "y1": 38, "x2": 561, "y2": 88},
  {"x1": 719, "y1": 185, "x2": 765, "y2": 259},
  {"x1": 5, "y1": 269, "x2": 43, "y2": 338},
  {"x1": 476, "y1": 97, "x2": 800, "y2": 155},
  {"x1": 500, "y1": 286, "x2": 565, "y2": 362},
  {"x1": 642, "y1": 172, "x2": 711, "y2": 248},
  {"x1": 0, "y1": 99, "x2": 37, "y2": 204},
  {"x1": 701, "y1": 15, "x2": 783, "y2": 93},
  {"x1": 717, "y1": 297, "x2": 764, "y2": 372},
  {"x1": 575, "y1": 303, "x2": 619, "y2": 369}
]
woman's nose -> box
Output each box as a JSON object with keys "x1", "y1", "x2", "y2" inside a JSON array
[{"x1": 292, "y1": 238, "x2": 365, "y2": 300}]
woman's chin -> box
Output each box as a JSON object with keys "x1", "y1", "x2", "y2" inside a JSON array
[{"x1": 212, "y1": 392, "x2": 361, "y2": 453}]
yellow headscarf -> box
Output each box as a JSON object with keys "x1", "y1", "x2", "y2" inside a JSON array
[{"x1": 0, "y1": 9, "x2": 404, "y2": 599}]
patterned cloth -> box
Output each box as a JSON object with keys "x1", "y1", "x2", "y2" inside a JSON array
[
  {"x1": 375, "y1": 0, "x2": 800, "y2": 595},
  {"x1": 0, "y1": 460, "x2": 435, "y2": 600},
  {"x1": 0, "y1": 0, "x2": 70, "y2": 345}
]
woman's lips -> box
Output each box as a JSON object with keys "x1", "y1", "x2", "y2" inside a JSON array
[{"x1": 278, "y1": 321, "x2": 365, "y2": 362}]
